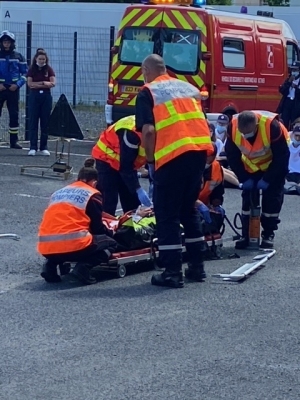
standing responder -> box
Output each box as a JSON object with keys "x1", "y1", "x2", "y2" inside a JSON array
[
  {"x1": 225, "y1": 111, "x2": 289, "y2": 249},
  {"x1": 0, "y1": 31, "x2": 27, "y2": 149},
  {"x1": 92, "y1": 115, "x2": 151, "y2": 216},
  {"x1": 277, "y1": 61, "x2": 300, "y2": 130},
  {"x1": 136, "y1": 54, "x2": 213, "y2": 288}
]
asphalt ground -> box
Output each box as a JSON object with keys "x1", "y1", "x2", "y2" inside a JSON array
[{"x1": 0, "y1": 140, "x2": 299, "y2": 400}]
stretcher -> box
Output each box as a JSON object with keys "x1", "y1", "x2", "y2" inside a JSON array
[
  {"x1": 212, "y1": 249, "x2": 276, "y2": 282},
  {"x1": 88, "y1": 232, "x2": 223, "y2": 278}
]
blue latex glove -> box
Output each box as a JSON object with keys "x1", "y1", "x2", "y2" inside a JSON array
[
  {"x1": 197, "y1": 204, "x2": 212, "y2": 224},
  {"x1": 214, "y1": 205, "x2": 225, "y2": 217},
  {"x1": 257, "y1": 179, "x2": 269, "y2": 191},
  {"x1": 136, "y1": 187, "x2": 152, "y2": 207},
  {"x1": 242, "y1": 178, "x2": 255, "y2": 191},
  {"x1": 147, "y1": 163, "x2": 155, "y2": 181}
]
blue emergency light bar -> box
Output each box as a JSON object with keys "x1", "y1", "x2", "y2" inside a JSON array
[{"x1": 193, "y1": 0, "x2": 206, "y2": 6}]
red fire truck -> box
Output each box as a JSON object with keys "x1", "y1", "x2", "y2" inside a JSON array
[{"x1": 105, "y1": 0, "x2": 300, "y2": 125}]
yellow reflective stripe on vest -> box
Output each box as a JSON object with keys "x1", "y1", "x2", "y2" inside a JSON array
[
  {"x1": 260, "y1": 160, "x2": 272, "y2": 171},
  {"x1": 235, "y1": 130, "x2": 242, "y2": 145},
  {"x1": 243, "y1": 151, "x2": 271, "y2": 165},
  {"x1": 241, "y1": 155, "x2": 260, "y2": 172},
  {"x1": 114, "y1": 115, "x2": 136, "y2": 132},
  {"x1": 138, "y1": 146, "x2": 146, "y2": 157},
  {"x1": 259, "y1": 116, "x2": 269, "y2": 147},
  {"x1": 97, "y1": 139, "x2": 120, "y2": 161},
  {"x1": 241, "y1": 154, "x2": 271, "y2": 172},
  {"x1": 155, "y1": 136, "x2": 211, "y2": 161},
  {"x1": 155, "y1": 100, "x2": 205, "y2": 131},
  {"x1": 38, "y1": 230, "x2": 91, "y2": 242}
]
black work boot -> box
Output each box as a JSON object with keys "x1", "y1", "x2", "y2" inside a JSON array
[
  {"x1": 59, "y1": 262, "x2": 71, "y2": 276},
  {"x1": 151, "y1": 270, "x2": 184, "y2": 288},
  {"x1": 71, "y1": 263, "x2": 97, "y2": 285},
  {"x1": 41, "y1": 260, "x2": 61, "y2": 283},
  {"x1": 235, "y1": 215, "x2": 249, "y2": 250},
  {"x1": 185, "y1": 262, "x2": 206, "y2": 282},
  {"x1": 10, "y1": 142, "x2": 22, "y2": 149},
  {"x1": 235, "y1": 237, "x2": 249, "y2": 250},
  {"x1": 10, "y1": 135, "x2": 22, "y2": 149},
  {"x1": 260, "y1": 232, "x2": 274, "y2": 249}
]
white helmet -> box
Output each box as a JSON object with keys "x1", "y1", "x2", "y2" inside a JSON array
[{"x1": 0, "y1": 30, "x2": 15, "y2": 41}]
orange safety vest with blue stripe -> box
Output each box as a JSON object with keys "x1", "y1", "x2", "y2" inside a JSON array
[
  {"x1": 37, "y1": 181, "x2": 99, "y2": 255},
  {"x1": 231, "y1": 111, "x2": 278, "y2": 173},
  {"x1": 92, "y1": 115, "x2": 146, "y2": 171},
  {"x1": 144, "y1": 74, "x2": 213, "y2": 171}
]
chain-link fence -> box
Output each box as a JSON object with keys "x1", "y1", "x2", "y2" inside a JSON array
[{"x1": 0, "y1": 21, "x2": 116, "y2": 142}]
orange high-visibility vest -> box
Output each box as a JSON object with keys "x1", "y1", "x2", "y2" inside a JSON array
[
  {"x1": 231, "y1": 111, "x2": 276, "y2": 173},
  {"x1": 92, "y1": 115, "x2": 146, "y2": 170},
  {"x1": 199, "y1": 160, "x2": 224, "y2": 205},
  {"x1": 37, "y1": 181, "x2": 99, "y2": 255},
  {"x1": 144, "y1": 75, "x2": 213, "y2": 171}
]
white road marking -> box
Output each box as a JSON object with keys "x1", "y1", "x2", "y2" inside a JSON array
[
  {"x1": 0, "y1": 162, "x2": 79, "y2": 175},
  {"x1": 14, "y1": 193, "x2": 50, "y2": 199},
  {"x1": 24, "y1": 148, "x2": 91, "y2": 158},
  {"x1": 0, "y1": 162, "x2": 17, "y2": 166},
  {"x1": 0, "y1": 146, "x2": 91, "y2": 158}
]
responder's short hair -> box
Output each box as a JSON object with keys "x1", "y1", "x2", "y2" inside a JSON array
[
  {"x1": 142, "y1": 54, "x2": 166, "y2": 74},
  {"x1": 77, "y1": 158, "x2": 98, "y2": 182},
  {"x1": 237, "y1": 111, "x2": 257, "y2": 131}
]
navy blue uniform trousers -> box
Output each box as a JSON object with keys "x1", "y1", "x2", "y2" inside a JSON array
[{"x1": 153, "y1": 151, "x2": 207, "y2": 273}]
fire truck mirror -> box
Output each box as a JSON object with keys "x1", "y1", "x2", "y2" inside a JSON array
[
  {"x1": 201, "y1": 51, "x2": 211, "y2": 61},
  {"x1": 111, "y1": 46, "x2": 119, "y2": 54}
]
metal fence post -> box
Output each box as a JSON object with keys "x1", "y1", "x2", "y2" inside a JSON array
[
  {"x1": 25, "y1": 21, "x2": 32, "y2": 141},
  {"x1": 108, "y1": 26, "x2": 115, "y2": 82},
  {"x1": 73, "y1": 31, "x2": 77, "y2": 108}
]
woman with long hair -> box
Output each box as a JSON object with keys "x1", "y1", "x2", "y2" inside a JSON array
[{"x1": 27, "y1": 48, "x2": 56, "y2": 156}]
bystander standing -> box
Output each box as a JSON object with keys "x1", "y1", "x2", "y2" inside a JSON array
[{"x1": 27, "y1": 48, "x2": 56, "y2": 156}]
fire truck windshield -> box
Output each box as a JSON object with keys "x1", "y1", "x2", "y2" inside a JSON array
[{"x1": 120, "y1": 27, "x2": 200, "y2": 74}]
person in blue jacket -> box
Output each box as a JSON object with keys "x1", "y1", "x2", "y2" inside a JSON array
[{"x1": 0, "y1": 30, "x2": 28, "y2": 149}]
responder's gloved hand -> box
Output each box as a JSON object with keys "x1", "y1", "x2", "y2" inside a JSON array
[
  {"x1": 147, "y1": 163, "x2": 155, "y2": 181},
  {"x1": 242, "y1": 178, "x2": 255, "y2": 191},
  {"x1": 197, "y1": 204, "x2": 212, "y2": 224},
  {"x1": 257, "y1": 179, "x2": 269, "y2": 191},
  {"x1": 214, "y1": 205, "x2": 225, "y2": 217},
  {"x1": 136, "y1": 187, "x2": 152, "y2": 207}
]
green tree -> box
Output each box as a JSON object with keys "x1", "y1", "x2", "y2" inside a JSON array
[
  {"x1": 264, "y1": 0, "x2": 289, "y2": 5},
  {"x1": 207, "y1": 0, "x2": 232, "y2": 4}
]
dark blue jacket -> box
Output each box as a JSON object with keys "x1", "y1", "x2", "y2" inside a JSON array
[
  {"x1": 0, "y1": 50, "x2": 27, "y2": 87},
  {"x1": 118, "y1": 129, "x2": 141, "y2": 194}
]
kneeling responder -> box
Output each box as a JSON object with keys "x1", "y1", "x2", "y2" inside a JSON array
[
  {"x1": 37, "y1": 158, "x2": 117, "y2": 285},
  {"x1": 196, "y1": 143, "x2": 225, "y2": 222},
  {"x1": 136, "y1": 54, "x2": 213, "y2": 288},
  {"x1": 92, "y1": 115, "x2": 151, "y2": 216},
  {"x1": 225, "y1": 111, "x2": 289, "y2": 249}
]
